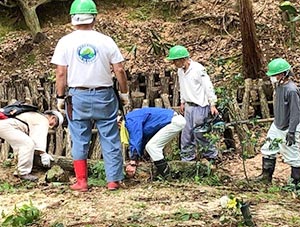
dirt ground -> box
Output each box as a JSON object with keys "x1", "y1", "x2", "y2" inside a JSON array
[
  {"x1": 0, "y1": 152, "x2": 299, "y2": 227},
  {"x1": 1, "y1": 0, "x2": 300, "y2": 226}
]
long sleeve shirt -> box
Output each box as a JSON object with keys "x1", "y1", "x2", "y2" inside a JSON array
[
  {"x1": 178, "y1": 60, "x2": 217, "y2": 106},
  {"x1": 125, "y1": 107, "x2": 174, "y2": 159},
  {"x1": 274, "y1": 80, "x2": 300, "y2": 133}
]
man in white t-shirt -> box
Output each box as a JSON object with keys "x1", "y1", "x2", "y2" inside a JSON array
[
  {"x1": 0, "y1": 110, "x2": 63, "y2": 181},
  {"x1": 166, "y1": 45, "x2": 219, "y2": 162},
  {"x1": 51, "y1": 0, "x2": 129, "y2": 192}
]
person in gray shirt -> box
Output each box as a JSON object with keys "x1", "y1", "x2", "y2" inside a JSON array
[{"x1": 256, "y1": 58, "x2": 300, "y2": 189}]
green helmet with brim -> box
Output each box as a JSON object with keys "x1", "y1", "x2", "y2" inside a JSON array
[
  {"x1": 266, "y1": 58, "x2": 291, "y2": 76},
  {"x1": 166, "y1": 45, "x2": 190, "y2": 60},
  {"x1": 70, "y1": 0, "x2": 98, "y2": 15}
]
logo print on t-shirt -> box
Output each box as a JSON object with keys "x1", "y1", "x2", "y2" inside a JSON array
[{"x1": 77, "y1": 44, "x2": 97, "y2": 63}]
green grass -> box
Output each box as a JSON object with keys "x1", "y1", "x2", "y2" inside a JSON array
[{"x1": 0, "y1": 181, "x2": 15, "y2": 193}]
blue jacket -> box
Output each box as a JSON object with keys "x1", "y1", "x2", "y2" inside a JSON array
[{"x1": 125, "y1": 107, "x2": 174, "y2": 159}]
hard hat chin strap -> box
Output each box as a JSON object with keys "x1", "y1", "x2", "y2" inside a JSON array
[{"x1": 278, "y1": 70, "x2": 290, "y2": 85}]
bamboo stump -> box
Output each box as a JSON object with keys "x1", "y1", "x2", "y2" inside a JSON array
[
  {"x1": 229, "y1": 89, "x2": 256, "y2": 157},
  {"x1": 131, "y1": 91, "x2": 145, "y2": 108},
  {"x1": 258, "y1": 79, "x2": 270, "y2": 119},
  {"x1": 161, "y1": 93, "x2": 171, "y2": 108}
]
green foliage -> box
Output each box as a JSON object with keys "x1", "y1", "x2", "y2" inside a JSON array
[
  {"x1": 288, "y1": 216, "x2": 300, "y2": 225},
  {"x1": 194, "y1": 161, "x2": 221, "y2": 186},
  {"x1": 1, "y1": 159, "x2": 13, "y2": 168},
  {"x1": 282, "y1": 179, "x2": 300, "y2": 195},
  {"x1": 279, "y1": 1, "x2": 300, "y2": 46},
  {"x1": 0, "y1": 181, "x2": 15, "y2": 193},
  {"x1": 172, "y1": 208, "x2": 201, "y2": 221},
  {"x1": 148, "y1": 30, "x2": 173, "y2": 56},
  {"x1": 126, "y1": 44, "x2": 138, "y2": 59},
  {"x1": 124, "y1": 0, "x2": 180, "y2": 21},
  {"x1": 88, "y1": 161, "x2": 107, "y2": 187},
  {"x1": 266, "y1": 137, "x2": 283, "y2": 151},
  {"x1": 219, "y1": 195, "x2": 248, "y2": 226},
  {"x1": 267, "y1": 185, "x2": 282, "y2": 193},
  {"x1": 165, "y1": 139, "x2": 180, "y2": 161},
  {"x1": 24, "y1": 54, "x2": 36, "y2": 66},
  {"x1": 1, "y1": 201, "x2": 41, "y2": 227}
]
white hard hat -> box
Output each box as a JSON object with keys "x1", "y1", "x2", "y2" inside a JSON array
[{"x1": 45, "y1": 110, "x2": 64, "y2": 127}]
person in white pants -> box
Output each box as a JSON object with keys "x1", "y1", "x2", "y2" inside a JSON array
[
  {"x1": 0, "y1": 110, "x2": 63, "y2": 181},
  {"x1": 256, "y1": 58, "x2": 300, "y2": 189},
  {"x1": 120, "y1": 107, "x2": 186, "y2": 178}
]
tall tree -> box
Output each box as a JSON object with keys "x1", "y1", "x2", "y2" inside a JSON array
[
  {"x1": 238, "y1": 0, "x2": 265, "y2": 79},
  {"x1": 0, "y1": 0, "x2": 69, "y2": 42}
]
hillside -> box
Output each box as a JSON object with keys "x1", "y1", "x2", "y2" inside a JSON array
[
  {"x1": 1, "y1": 1, "x2": 300, "y2": 226},
  {"x1": 0, "y1": 0, "x2": 300, "y2": 83}
]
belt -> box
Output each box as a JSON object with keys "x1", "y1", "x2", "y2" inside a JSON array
[
  {"x1": 186, "y1": 102, "x2": 199, "y2": 107},
  {"x1": 70, "y1": 86, "x2": 112, "y2": 90}
]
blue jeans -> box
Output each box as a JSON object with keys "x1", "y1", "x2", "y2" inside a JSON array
[{"x1": 67, "y1": 87, "x2": 124, "y2": 182}]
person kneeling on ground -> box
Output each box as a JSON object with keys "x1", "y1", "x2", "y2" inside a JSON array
[
  {"x1": 0, "y1": 110, "x2": 64, "y2": 181},
  {"x1": 120, "y1": 107, "x2": 186, "y2": 179}
]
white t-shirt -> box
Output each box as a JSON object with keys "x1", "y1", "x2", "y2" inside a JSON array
[
  {"x1": 178, "y1": 60, "x2": 217, "y2": 107},
  {"x1": 51, "y1": 30, "x2": 124, "y2": 88}
]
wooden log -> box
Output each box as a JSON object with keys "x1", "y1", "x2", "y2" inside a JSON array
[
  {"x1": 55, "y1": 127, "x2": 64, "y2": 156},
  {"x1": 228, "y1": 89, "x2": 256, "y2": 157},
  {"x1": 42, "y1": 80, "x2": 52, "y2": 110},
  {"x1": 172, "y1": 71, "x2": 180, "y2": 107},
  {"x1": 15, "y1": 77, "x2": 25, "y2": 101},
  {"x1": 160, "y1": 77, "x2": 170, "y2": 94},
  {"x1": 161, "y1": 93, "x2": 171, "y2": 108},
  {"x1": 258, "y1": 79, "x2": 270, "y2": 119},
  {"x1": 0, "y1": 82, "x2": 7, "y2": 107},
  {"x1": 0, "y1": 141, "x2": 11, "y2": 162},
  {"x1": 149, "y1": 87, "x2": 160, "y2": 106},
  {"x1": 89, "y1": 130, "x2": 102, "y2": 160},
  {"x1": 154, "y1": 98, "x2": 163, "y2": 107},
  {"x1": 142, "y1": 99, "x2": 149, "y2": 107},
  {"x1": 24, "y1": 86, "x2": 32, "y2": 104},
  {"x1": 33, "y1": 154, "x2": 212, "y2": 177},
  {"x1": 146, "y1": 73, "x2": 154, "y2": 101},
  {"x1": 64, "y1": 128, "x2": 72, "y2": 158},
  {"x1": 241, "y1": 78, "x2": 252, "y2": 119},
  {"x1": 131, "y1": 91, "x2": 145, "y2": 108},
  {"x1": 47, "y1": 134, "x2": 55, "y2": 155},
  {"x1": 28, "y1": 78, "x2": 41, "y2": 107}
]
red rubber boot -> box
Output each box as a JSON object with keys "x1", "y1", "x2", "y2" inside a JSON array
[{"x1": 70, "y1": 160, "x2": 88, "y2": 192}]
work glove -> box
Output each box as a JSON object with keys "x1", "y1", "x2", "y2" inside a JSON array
[
  {"x1": 119, "y1": 92, "x2": 130, "y2": 106},
  {"x1": 57, "y1": 98, "x2": 65, "y2": 113},
  {"x1": 40, "y1": 153, "x2": 54, "y2": 167},
  {"x1": 286, "y1": 132, "x2": 295, "y2": 146}
]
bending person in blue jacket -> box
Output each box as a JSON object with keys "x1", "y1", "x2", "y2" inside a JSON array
[{"x1": 120, "y1": 107, "x2": 186, "y2": 178}]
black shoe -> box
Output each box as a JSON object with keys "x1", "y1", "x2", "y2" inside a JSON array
[
  {"x1": 154, "y1": 159, "x2": 171, "y2": 179},
  {"x1": 18, "y1": 174, "x2": 38, "y2": 182}
]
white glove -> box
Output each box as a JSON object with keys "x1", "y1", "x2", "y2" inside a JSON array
[
  {"x1": 40, "y1": 153, "x2": 54, "y2": 167},
  {"x1": 119, "y1": 92, "x2": 130, "y2": 106},
  {"x1": 57, "y1": 98, "x2": 65, "y2": 113}
]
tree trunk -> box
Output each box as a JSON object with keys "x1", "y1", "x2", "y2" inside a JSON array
[
  {"x1": 16, "y1": 0, "x2": 41, "y2": 36},
  {"x1": 238, "y1": 0, "x2": 265, "y2": 79},
  {"x1": 13, "y1": 0, "x2": 68, "y2": 41},
  {"x1": 33, "y1": 154, "x2": 213, "y2": 179},
  {"x1": 228, "y1": 89, "x2": 256, "y2": 157}
]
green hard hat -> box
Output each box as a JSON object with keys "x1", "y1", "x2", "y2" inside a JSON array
[
  {"x1": 166, "y1": 45, "x2": 190, "y2": 60},
  {"x1": 70, "y1": 0, "x2": 98, "y2": 15},
  {"x1": 266, "y1": 58, "x2": 291, "y2": 76}
]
